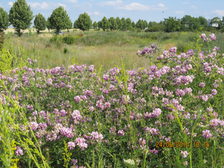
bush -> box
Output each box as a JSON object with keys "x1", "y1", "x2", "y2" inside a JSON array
[{"x1": 62, "y1": 35, "x2": 75, "y2": 45}]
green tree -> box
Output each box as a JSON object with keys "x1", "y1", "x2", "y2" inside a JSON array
[
  {"x1": 163, "y1": 17, "x2": 181, "y2": 32},
  {"x1": 34, "y1": 13, "x2": 46, "y2": 34},
  {"x1": 0, "y1": 7, "x2": 9, "y2": 32},
  {"x1": 210, "y1": 17, "x2": 221, "y2": 29},
  {"x1": 108, "y1": 17, "x2": 117, "y2": 30},
  {"x1": 101, "y1": 17, "x2": 109, "y2": 31},
  {"x1": 75, "y1": 12, "x2": 92, "y2": 31},
  {"x1": 147, "y1": 21, "x2": 164, "y2": 32},
  {"x1": 48, "y1": 7, "x2": 71, "y2": 34},
  {"x1": 92, "y1": 21, "x2": 98, "y2": 30},
  {"x1": 116, "y1": 17, "x2": 122, "y2": 30},
  {"x1": 136, "y1": 19, "x2": 148, "y2": 30},
  {"x1": 9, "y1": 0, "x2": 33, "y2": 36},
  {"x1": 125, "y1": 18, "x2": 132, "y2": 31}
]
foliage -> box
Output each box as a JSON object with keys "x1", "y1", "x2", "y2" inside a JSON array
[
  {"x1": 0, "y1": 7, "x2": 9, "y2": 32},
  {"x1": 48, "y1": 7, "x2": 71, "y2": 34},
  {"x1": 163, "y1": 17, "x2": 181, "y2": 32},
  {"x1": 9, "y1": 0, "x2": 33, "y2": 36},
  {"x1": 75, "y1": 13, "x2": 92, "y2": 31},
  {"x1": 34, "y1": 13, "x2": 46, "y2": 34}
]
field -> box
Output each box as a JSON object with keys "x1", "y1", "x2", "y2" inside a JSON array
[
  {"x1": 5, "y1": 31, "x2": 221, "y2": 70},
  {"x1": 0, "y1": 31, "x2": 224, "y2": 168}
]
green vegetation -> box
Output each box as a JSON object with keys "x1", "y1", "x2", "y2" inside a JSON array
[
  {"x1": 34, "y1": 14, "x2": 47, "y2": 34},
  {"x1": 75, "y1": 13, "x2": 92, "y2": 31},
  {"x1": 0, "y1": 7, "x2": 9, "y2": 32},
  {"x1": 48, "y1": 7, "x2": 71, "y2": 34},
  {"x1": 9, "y1": 0, "x2": 33, "y2": 36}
]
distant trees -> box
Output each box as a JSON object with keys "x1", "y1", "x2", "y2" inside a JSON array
[
  {"x1": 34, "y1": 14, "x2": 46, "y2": 34},
  {"x1": 9, "y1": 0, "x2": 33, "y2": 36},
  {"x1": 75, "y1": 13, "x2": 92, "y2": 31},
  {"x1": 100, "y1": 17, "x2": 109, "y2": 31},
  {"x1": 0, "y1": 7, "x2": 9, "y2": 32},
  {"x1": 163, "y1": 17, "x2": 181, "y2": 32},
  {"x1": 48, "y1": 7, "x2": 71, "y2": 34},
  {"x1": 2, "y1": 2, "x2": 224, "y2": 35}
]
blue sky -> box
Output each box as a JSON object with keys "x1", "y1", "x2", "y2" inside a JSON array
[{"x1": 1, "y1": 0, "x2": 224, "y2": 22}]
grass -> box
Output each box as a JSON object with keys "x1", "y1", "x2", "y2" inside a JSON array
[{"x1": 4, "y1": 31, "x2": 224, "y2": 71}]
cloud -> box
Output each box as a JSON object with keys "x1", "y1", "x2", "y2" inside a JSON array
[
  {"x1": 119, "y1": 2, "x2": 150, "y2": 11},
  {"x1": 8, "y1": 1, "x2": 14, "y2": 7},
  {"x1": 69, "y1": 0, "x2": 78, "y2": 3},
  {"x1": 29, "y1": 2, "x2": 49, "y2": 10},
  {"x1": 101, "y1": 0, "x2": 123, "y2": 7},
  {"x1": 175, "y1": 10, "x2": 185, "y2": 14},
  {"x1": 213, "y1": 10, "x2": 224, "y2": 16},
  {"x1": 101, "y1": 1, "x2": 166, "y2": 11},
  {"x1": 87, "y1": 11, "x2": 100, "y2": 16}
]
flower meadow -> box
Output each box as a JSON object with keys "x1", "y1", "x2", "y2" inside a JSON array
[{"x1": 0, "y1": 33, "x2": 224, "y2": 168}]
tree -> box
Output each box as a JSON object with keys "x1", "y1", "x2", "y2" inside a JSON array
[
  {"x1": 210, "y1": 17, "x2": 221, "y2": 29},
  {"x1": 92, "y1": 21, "x2": 98, "y2": 30},
  {"x1": 34, "y1": 13, "x2": 46, "y2": 34},
  {"x1": 125, "y1": 18, "x2": 132, "y2": 31},
  {"x1": 101, "y1": 17, "x2": 109, "y2": 31},
  {"x1": 48, "y1": 7, "x2": 71, "y2": 34},
  {"x1": 75, "y1": 13, "x2": 92, "y2": 31},
  {"x1": 108, "y1": 17, "x2": 117, "y2": 30},
  {"x1": 163, "y1": 17, "x2": 181, "y2": 32},
  {"x1": 147, "y1": 21, "x2": 164, "y2": 32},
  {"x1": 9, "y1": 0, "x2": 33, "y2": 36},
  {"x1": 116, "y1": 17, "x2": 122, "y2": 30},
  {"x1": 136, "y1": 19, "x2": 148, "y2": 30},
  {"x1": 0, "y1": 7, "x2": 9, "y2": 32}
]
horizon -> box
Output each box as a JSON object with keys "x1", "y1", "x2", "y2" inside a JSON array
[{"x1": 1, "y1": 0, "x2": 224, "y2": 23}]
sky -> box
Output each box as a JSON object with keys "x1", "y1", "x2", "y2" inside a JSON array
[{"x1": 1, "y1": 0, "x2": 224, "y2": 22}]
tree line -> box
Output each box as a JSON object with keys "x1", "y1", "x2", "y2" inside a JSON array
[{"x1": 1, "y1": 0, "x2": 224, "y2": 36}]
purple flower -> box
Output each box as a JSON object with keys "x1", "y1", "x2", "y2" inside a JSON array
[
  {"x1": 30, "y1": 122, "x2": 39, "y2": 131},
  {"x1": 210, "y1": 119, "x2": 220, "y2": 127},
  {"x1": 199, "y1": 82, "x2": 206, "y2": 88},
  {"x1": 75, "y1": 137, "x2": 88, "y2": 150},
  {"x1": 71, "y1": 110, "x2": 82, "y2": 123},
  {"x1": 202, "y1": 130, "x2": 212, "y2": 139},
  {"x1": 209, "y1": 33, "x2": 216, "y2": 41},
  {"x1": 15, "y1": 147, "x2": 24, "y2": 156},
  {"x1": 149, "y1": 149, "x2": 158, "y2": 154},
  {"x1": 152, "y1": 108, "x2": 162, "y2": 117},
  {"x1": 90, "y1": 131, "x2": 103, "y2": 142},
  {"x1": 74, "y1": 96, "x2": 82, "y2": 103},
  {"x1": 68, "y1": 142, "x2": 76, "y2": 150},
  {"x1": 118, "y1": 130, "x2": 125, "y2": 136},
  {"x1": 60, "y1": 127, "x2": 74, "y2": 138}
]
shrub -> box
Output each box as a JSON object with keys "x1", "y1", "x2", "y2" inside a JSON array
[{"x1": 62, "y1": 35, "x2": 75, "y2": 45}]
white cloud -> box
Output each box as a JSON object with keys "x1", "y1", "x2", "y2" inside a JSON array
[
  {"x1": 119, "y1": 2, "x2": 150, "y2": 11},
  {"x1": 87, "y1": 11, "x2": 100, "y2": 16},
  {"x1": 69, "y1": 0, "x2": 78, "y2": 3},
  {"x1": 213, "y1": 10, "x2": 224, "y2": 16},
  {"x1": 101, "y1": 1, "x2": 166, "y2": 11},
  {"x1": 29, "y1": 2, "x2": 49, "y2": 10},
  {"x1": 101, "y1": 0, "x2": 123, "y2": 7},
  {"x1": 8, "y1": 1, "x2": 14, "y2": 7},
  {"x1": 175, "y1": 10, "x2": 185, "y2": 14}
]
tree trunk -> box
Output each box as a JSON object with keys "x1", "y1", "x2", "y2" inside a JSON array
[{"x1": 16, "y1": 29, "x2": 22, "y2": 36}]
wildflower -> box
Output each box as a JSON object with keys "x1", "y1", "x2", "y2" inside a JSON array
[
  {"x1": 68, "y1": 142, "x2": 76, "y2": 150},
  {"x1": 30, "y1": 122, "x2": 39, "y2": 131},
  {"x1": 181, "y1": 151, "x2": 189, "y2": 158},
  {"x1": 118, "y1": 130, "x2": 125, "y2": 136},
  {"x1": 149, "y1": 149, "x2": 158, "y2": 154},
  {"x1": 75, "y1": 137, "x2": 88, "y2": 150},
  {"x1": 15, "y1": 146, "x2": 24, "y2": 156},
  {"x1": 74, "y1": 96, "x2": 82, "y2": 103},
  {"x1": 202, "y1": 130, "x2": 212, "y2": 139},
  {"x1": 90, "y1": 131, "x2": 103, "y2": 142},
  {"x1": 209, "y1": 33, "x2": 216, "y2": 41},
  {"x1": 210, "y1": 119, "x2": 220, "y2": 127}
]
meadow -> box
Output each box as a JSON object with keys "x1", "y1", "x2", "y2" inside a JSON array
[
  {"x1": 4, "y1": 31, "x2": 219, "y2": 70},
  {"x1": 0, "y1": 31, "x2": 224, "y2": 168}
]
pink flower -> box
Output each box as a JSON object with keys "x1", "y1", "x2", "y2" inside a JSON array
[
  {"x1": 202, "y1": 130, "x2": 212, "y2": 139},
  {"x1": 209, "y1": 33, "x2": 216, "y2": 41},
  {"x1": 118, "y1": 130, "x2": 125, "y2": 136},
  {"x1": 15, "y1": 147, "x2": 24, "y2": 156},
  {"x1": 75, "y1": 137, "x2": 88, "y2": 150},
  {"x1": 68, "y1": 142, "x2": 76, "y2": 150},
  {"x1": 90, "y1": 131, "x2": 104, "y2": 142}
]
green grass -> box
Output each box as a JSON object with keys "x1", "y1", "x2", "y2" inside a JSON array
[{"x1": 4, "y1": 31, "x2": 224, "y2": 70}]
